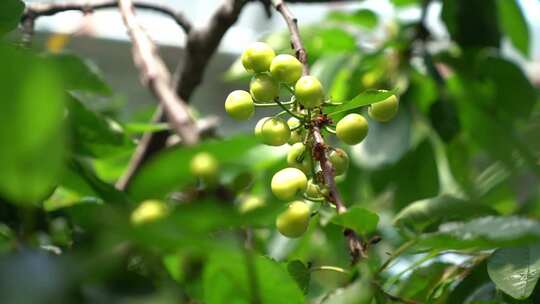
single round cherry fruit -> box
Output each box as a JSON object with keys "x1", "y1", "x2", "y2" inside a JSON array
[
  {"x1": 295, "y1": 76, "x2": 324, "y2": 108},
  {"x1": 305, "y1": 179, "x2": 322, "y2": 198},
  {"x1": 270, "y1": 54, "x2": 303, "y2": 84},
  {"x1": 328, "y1": 148, "x2": 349, "y2": 176},
  {"x1": 254, "y1": 117, "x2": 271, "y2": 140},
  {"x1": 276, "y1": 200, "x2": 310, "y2": 238},
  {"x1": 239, "y1": 195, "x2": 265, "y2": 213},
  {"x1": 261, "y1": 117, "x2": 291, "y2": 146},
  {"x1": 241, "y1": 42, "x2": 275, "y2": 73},
  {"x1": 336, "y1": 113, "x2": 368, "y2": 145},
  {"x1": 271, "y1": 167, "x2": 307, "y2": 200},
  {"x1": 250, "y1": 74, "x2": 279, "y2": 102},
  {"x1": 225, "y1": 90, "x2": 254, "y2": 120},
  {"x1": 131, "y1": 200, "x2": 168, "y2": 225},
  {"x1": 287, "y1": 117, "x2": 304, "y2": 144},
  {"x1": 369, "y1": 95, "x2": 399, "y2": 122},
  {"x1": 190, "y1": 152, "x2": 219, "y2": 184},
  {"x1": 287, "y1": 142, "x2": 312, "y2": 174}
]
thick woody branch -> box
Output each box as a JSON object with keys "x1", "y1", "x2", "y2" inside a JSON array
[
  {"x1": 23, "y1": 1, "x2": 192, "y2": 33},
  {"x1": 273, "y1": 0, "x2": 366, "y2": 263},
  {"x1": 117, "y1": 0, "x2": 199, "y2": 146},
  {"x1": 118, "y1": 0, "x2": 247, "y2": 190}
]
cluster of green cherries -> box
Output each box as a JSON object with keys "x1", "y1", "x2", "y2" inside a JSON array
[{"x1": 224, "y1": 42, "x2": 398, "y2": 239}]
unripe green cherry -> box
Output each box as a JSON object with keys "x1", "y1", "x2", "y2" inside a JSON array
[
  {"x1": 271, "y1": 167, "x2": 307, "y2": 200},
  {"x1": 261, "y1": 117, "x2": 291, "y2": 146},
  {"x1": 250, "y1": 74, "x2": 279, "y2": 102},
  {"x1": 336, "y1": 113, "x2": 368, "y2": 145},
  {"x1": 239, "y1": 195, "x2": 265, "y2": 213},
  {"x1": 270, "y1": 54, "x2": 303, "y2": 84},
  {"x1": 225, "y1": 90, "x2": 254, "y2": 120},
  {"x1": 131, "y1": 200, "x2": 168, "y2": 225},
  {"x1": 241, "y1": 42, "x2": 275, "y2": 73},
  {"x1": 190, "y1": 152, "x2": 219, "y2": 184},
  {"x1": 254, "y1": 117, "x2": 271, "y2": 140},
  {"x1": 287, "y1": 117, "x2": 304, "y2": 144},
  {"x1": 369, "y1": 95, "x2": 399, "y2": 122},
  {"x1": 295, "y1": 76, "x2": 324, "y2": 108},
  {"x1": 305, "y1": 179, "x2": 322, "y2": 198},
  {"x1": 276, "y1": 200, "x2": 310, "y2": 238},
  {"x1": 287, "y1": 142, "x2": 312, "y2": 174},
  {"x1": 328, "y1": 148, "x2": 349, "y2": 176}
]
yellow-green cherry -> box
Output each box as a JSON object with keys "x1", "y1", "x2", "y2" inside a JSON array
[
  {"x1": 369, "y1": 95, "x2": 399, "y2": 122},
  {"x1": 271, "y1": 167, "x2": 307, "y2": 200},
  {"x1": 287, "y1": 117, "x2": 304, "y2": 144},
  {"x1": 305, "y1": 179, "x2": 322, "y2": 198},
  {"x1": 254, "y1": 117, "x2": 271, "y2": 140},
  {"x1": 241, "y1": 42, "x2": 275, "y2": 73},
  {"x1": 270, "y1": 54, "x2": 303, "y2": 84},
  {"x1": 131, "y1": 200, "x2": 168, "y2": 225},
  {"x1": 225, "y1": 90, "x2": 254, "y2": 120},
  {"x1": 276, "y1": 200, "x2": 310, "y2": 238},
  {"x1": 250, "y1": 74, "x2": 279, "y2": 102},
  {"x1": 261, "y1": 117, "x2": 291, "y2": 146},
  {"x1": 287, "y1": 142, "x2": 312, "y2": 174},
  {"x1": 190, "y1": 152, "x2": 219, "y2": 184},
  {"x1": 328, "y1": 148, "x2": 349, "y2": 176},
  {"x1": 238, "y1": 195, "x2": 265, "y2": 213},
  {"x1": 336, "y1": 113, "x2": 368, "y2": 145},
  {"x1": 295, "y1": 76, "x2": 324, "y2": 108}
]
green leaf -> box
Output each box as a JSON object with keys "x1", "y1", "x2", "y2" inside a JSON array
[
  {"x1": 128, "y1": 135, "x2": 258, "y2": 201},
  {"x1": 442, "y1": 0, "x2": 501, "y2": 49},
  {"x1": 322, "y1": 278, "x2": 373, "y2": 304},
  {"x1": 496, "y1": 0, "x2": 529, "y2": 57},
  {"x1": 0, "y1": 44, "x2": 65, "y2": 204},
  {"x1": 394, "y1": 195, "x2": 497, "y2": 231},
  {"x1": 331, "y1": 206, "x2": 379, "y2": 235},
  {"x1": 487, "y1": 243, "x2": 540, "y2": 299},
  {"x1": 287, "y1": 260, "x2": 310, "y2": 294},
  {"x1": 326, "y1": 90, "x2": 394, "y2": 117},
  {"x1": 44, "y1": 53, "x2": 112, "y2": 95},
  {"x1": 417, "y1": 216, "x2": 540, "y2": 250},
  {"x1": 203, "y1": 251, "x2": 304, "y2": 304},
  {"x1": 67, "y1": 95, "x2": 132, "y2": 158},
  {"x1": 0, "y1": 0, "x2": 24, "y2": 36},
  {"x1": 327, "y1": 9, "x2": 379, "y2": 29},
  {"x1": 391, "y1": 0, "x2": 420, "y2": 7}
]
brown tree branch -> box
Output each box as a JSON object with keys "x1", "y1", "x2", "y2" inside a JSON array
[
  {"x1": 117, "y1": 0, "x2": 248, "y2": 190},
  {"x1": 273, "y1": 0, "x2": 367, "y2": 264},
  {"x1": 117, "y1": 0, "x2": 199, "y2": 147},
  {"x1": 23, "y1": 1, "x2": 192, "y2": 33}
]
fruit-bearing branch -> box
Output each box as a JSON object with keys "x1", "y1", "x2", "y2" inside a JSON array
[{"x1": 272, "y1": 0, "x2": 367, "y2": 263}]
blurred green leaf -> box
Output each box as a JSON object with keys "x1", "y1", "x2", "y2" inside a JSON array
[
  {"x1": 0, "y1": 0, "x2": 24, "y2": 36},
  {"x1": 326, "y1": 90, "x2": 394, "y2": 117},
  {"x1": 391, "y1": 0, "x2": 420, "y2": 7},
  {"x1": 203, "y1": 250, "x2": 304, "y2": 304},
  {"x1": 304, "y1": 27, "x2": 357, "y2": 62},
  {"x1": 287, "y1": 260, "x2": 310, "y2": 294},
  {"x1": 128, "y1": 135, "x2": 258, "y2": 201},
  {"x1": 397, "y1": 262, "x2": 451, "y2": 301},
  {"x1": 447, "y1": 260, "x2": 490, "y2": 304},
  {"x1": 123, "y1": 122, "x2": 170, "y2": 135},
  {"x1": 44, "y1": 53, "x2": 112, "y2": 95},
  {"x1": 350, "y1": 107, "x2": 411, "y2": 170},
  {"x1": 331, "y1": 206, "x2": 379, "y2": 235},
  {"x1": 322, "y1": 277, "x2": 373, "y2": 304},
  {"x1": 487, "y1": 243, "x2": 540, "y2": 300},
  {"x1": 442, "y1": 0, "x2": 500, "y2": 49},
  {"x1": 327, "y1": 9, "x2": 379, "y2": 29},
  {"x1": 67, "y1": 95, "x2": 132, "y2": 158},
  {"x1": 496, "y1": 0, "x2": 529, "y2": 57},
  {"x1": 417, "y1": 216, "x2": 540, "y2": 250},
  {"x1": 0, "y1": 44, "x2": 65, "y2": 204},
  {"x1": 394, "y1": 195, "x2": 497, "y2": 231}
]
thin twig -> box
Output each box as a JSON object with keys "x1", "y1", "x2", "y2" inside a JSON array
[
  {"x1": 117, "y1": 0, "x2": 199, "y2": 146},
  {"x1": 273, "y1": 0, "x2": 367, "y2": 264},
  {"x1": 372, "y1": 282, "x2": 419, "y2": 304},
  {"x1": 23, "y1": 1, "x2": 192, "y2": 33}
]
